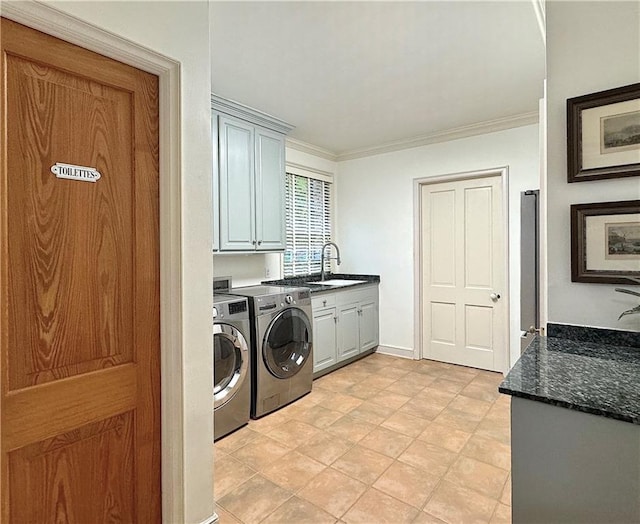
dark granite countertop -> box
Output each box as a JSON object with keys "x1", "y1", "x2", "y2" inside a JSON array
[
  {"x1": 262, "y1": 273, "x2": 380, "y2": 294},
  {"x1": 499, "y1": 335, "x2": 640, "y2": 425}
]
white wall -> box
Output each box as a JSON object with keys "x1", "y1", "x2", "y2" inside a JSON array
[
  {"x1": 336, "y1": 124, "x2": 540, "y2": 369},
  {"x1": 39, "y1": 2, "x2": 215, "y2": 522},
  {"x1": 546, "y1": 2, "x2": 640, "y2": 330},
  {"x1": 213, "y1": 253, "x2": 279, "y2": 286}
]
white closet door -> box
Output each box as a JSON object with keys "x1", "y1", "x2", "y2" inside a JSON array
[{"x1": 421, "y1": 175, "x2": 506, "y2": 371}]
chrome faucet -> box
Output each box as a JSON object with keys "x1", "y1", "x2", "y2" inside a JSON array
[{"x1": 320, "y1": 242, "x2": 341, "y2": 281}]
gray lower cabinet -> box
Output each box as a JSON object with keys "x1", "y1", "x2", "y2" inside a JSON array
[
  {"x1": 312, "y1": 284, "x2": 379, "y2": 375},
  {"x1": 358, "y1": 299, "x2": 378, "y2": 352},
  {"x1": 312, "y1": 307, "x2": 337, "y2": 372},
  {"x1": 511, "y1": 397, "x2": 640, "y2": 523},
  {"x1": 337, "y1": 303, "x2": 359, "y2": 360}
]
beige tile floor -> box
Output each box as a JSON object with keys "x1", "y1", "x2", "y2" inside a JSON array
[{"x1": 214, "y1": 352, "x2": 511, "y2": 524}]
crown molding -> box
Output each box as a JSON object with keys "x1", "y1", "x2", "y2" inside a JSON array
[
  {"x1": 285, "y1": 138, "x2": 337, "y2": 161},
  {"x1": 211, "y1": 94, "x2": 294, "y2": 135},
  {"x1": 335, "y1": 111, "x2": 540, "y2": 162}
]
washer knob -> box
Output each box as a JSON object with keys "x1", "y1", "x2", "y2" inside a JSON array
[
  {"x1": 285, "y1": 295, "x2": 294, "y2": 304},
  {"x1": 212, "y1": 307, "x2": 218, "y2": 319}
]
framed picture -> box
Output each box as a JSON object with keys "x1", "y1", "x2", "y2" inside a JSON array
[
  {"x1": 567, "y1": 82, "x2": 640, "y2": 182},
  {"x1": 571, "y1": 200, "x2": 640, "y2": 284}
]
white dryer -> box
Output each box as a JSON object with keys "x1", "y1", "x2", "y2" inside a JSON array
[
  {"x1": 213, "y1": 294, "x2": 251, "y2": 440},
  {"x1": 230, "y1": 286, "x2": 313, "y2": 418}
]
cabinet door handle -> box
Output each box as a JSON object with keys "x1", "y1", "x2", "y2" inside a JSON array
[
  {"x1": 333, "y1": 316, "x2": 337, "y2": 323},
  {"x1": 257, "y1": 240, "x2": 262, "y2": 245},
  {"x1": 322, "y1": 300, "x2": 327, "y2": 307},
  {"x1": 252, "y1": 240, "x2": 256, "y2": 245}
]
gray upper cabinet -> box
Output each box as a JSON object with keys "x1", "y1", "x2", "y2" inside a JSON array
[
  {"x1": 212, "y1": 113, "x2": 220, "y2": 251},
  {"x1": 219, "y1": 115, "x2": 256, "y2": 251},
  {"x1": 212, "y1": 95, "x2": 293, "y2": 253},
  {"x1": 255, "y1": 127, "x2": 285, "y2": 251}
]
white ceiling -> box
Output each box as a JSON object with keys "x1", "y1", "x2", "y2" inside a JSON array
[{"x1": 210, "y1": 1, "x2": 545, "y2": 158}]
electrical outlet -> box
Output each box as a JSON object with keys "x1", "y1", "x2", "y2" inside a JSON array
[{"x1": 265, "y1": 267, "x2": 271, "y2": 278}]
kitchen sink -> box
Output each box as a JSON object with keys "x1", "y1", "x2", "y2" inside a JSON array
[{"x1": 306, "y1": 279, "x2": 368, "y2": 286}]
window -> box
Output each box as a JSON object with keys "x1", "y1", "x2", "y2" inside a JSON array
[{"x1": 283, "y1": 172, "x2": 332, "y2": 277}]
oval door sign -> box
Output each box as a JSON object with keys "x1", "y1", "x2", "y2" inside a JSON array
[{"x1": 51, "y1": 162, "x2": 101, "y2": 183}]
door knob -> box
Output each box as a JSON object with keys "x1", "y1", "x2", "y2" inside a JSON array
[{"x1": 490, "y1": 293, "x2": 501, "y2": 301}]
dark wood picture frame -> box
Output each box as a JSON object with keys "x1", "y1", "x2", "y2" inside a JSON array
[
  {"x1": 571, "y1": 200, "x2": 640, "y2": 284},
  {"x1": 567, "y1": 82, "x2": 640, "y2": 182}
]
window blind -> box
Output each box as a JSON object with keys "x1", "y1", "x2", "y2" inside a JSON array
[{"x1": 283, "y1": 172, "x2": 332, "y2": 277}]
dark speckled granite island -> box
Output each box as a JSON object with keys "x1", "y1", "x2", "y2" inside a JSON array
[{"x1": 499, "y1": 324, "x2": 640, "y2": 523}]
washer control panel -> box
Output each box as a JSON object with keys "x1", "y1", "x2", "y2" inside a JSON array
[
  {"x1": 213, "y1": 295, "x2": 249, "y2": 321},
  {"x1": 251, "y1": 287, "x2": 312, "y2": 315}
]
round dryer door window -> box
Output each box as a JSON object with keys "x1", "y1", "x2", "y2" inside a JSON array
[
  {"x1": 214, "y1": 324, "x2": 249, "y2": 409},
  {"x1": 263, "y1": 308, "x2": 311, "y2": 379}
]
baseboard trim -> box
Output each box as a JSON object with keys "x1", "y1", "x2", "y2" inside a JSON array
[
  {"x1": 376, "y1": 345, "x2": 415, "y2": 359},
  {"x1": 313, "y1": 348, "x2": 376, "y2": 379}
]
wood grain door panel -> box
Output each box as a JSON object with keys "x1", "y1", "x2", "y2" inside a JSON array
[
  {"x1": 9, "y1": 412, "x2": 136, "y2": 523},
  {"x1": 4, "y1": 365, "x2": 136, "y2": 452},
  {"x1": 1, "y1": 18, "x2": 160, "y2": 522},
  {"x1": 7, "y1": 54, "x2": 135, "y2": 390}
]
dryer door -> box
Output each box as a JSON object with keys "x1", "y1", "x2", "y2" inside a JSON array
[
  {"x1": 263, "y1": 308, "x2": 312, "y2": 379},
  {"x1": 214, "y1": 323, "x2": 249, "y2": 409}
]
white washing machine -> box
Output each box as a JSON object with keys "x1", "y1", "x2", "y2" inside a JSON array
[
  {"x1": 230, "y1": 286, "x2": 313, "y2": 418},
  {"x1": 213, "y1": 294, "x2": 251, "y2": 441}
]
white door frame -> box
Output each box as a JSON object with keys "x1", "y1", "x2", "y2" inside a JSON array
[
  {"x1": 1, "y1": 3, "x2": 190, "y2": 522},
  {"x1": 413, "y1": 166, "x2": 510, "y2": 373}
]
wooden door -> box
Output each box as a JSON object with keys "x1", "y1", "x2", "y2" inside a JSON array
[
  {"x1": 219, "y1": 115, "x2": 255, "y2": 251},
  {"x1": 0, "y1": 18, "x2": 161, "y2": 522},
  {"x1": 421, "y1": 175, "x2": 506, "y2": 371}
]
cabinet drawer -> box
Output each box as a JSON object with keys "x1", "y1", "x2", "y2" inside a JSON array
[
  {"x1": 312, "y1": 293, "x2": 336, "y2": 310},
  {"x1": 335, "y1": 284, "x2": 378, "y2": 306}
]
